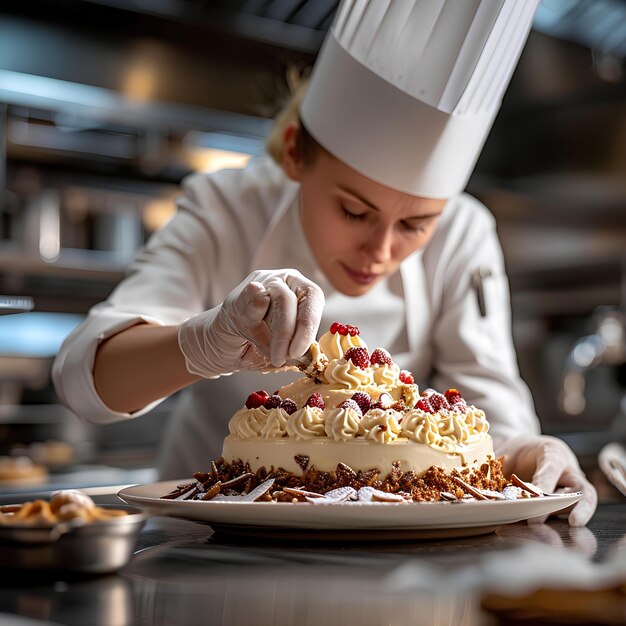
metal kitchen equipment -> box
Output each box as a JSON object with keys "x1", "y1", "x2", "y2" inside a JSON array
[
  {"x1": 0, "y1": 296, "x2": 33, "y2": 315},
  {"x1": 0, "y1": 504, "x2": 147, "y2": 573}
]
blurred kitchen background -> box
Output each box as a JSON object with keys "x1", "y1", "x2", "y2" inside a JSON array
[{"x1": 0, "y1": 0, "x2": 624, "y2": 495}]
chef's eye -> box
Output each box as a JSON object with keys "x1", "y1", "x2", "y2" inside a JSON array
[
  {"x1": 400, "y1": 220, "x2": 426, "y2": 233},
  {"x1": 341, "y1": 206, "x2": 366, "y2": 221}
]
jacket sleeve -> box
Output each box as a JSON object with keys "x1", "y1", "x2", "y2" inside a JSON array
[
  {"x1": 425, "y1": 195, "x2": 541, "y2": 448},
  {"x1": 52, "y1": 158, "x2": 285, "y2": 425}
]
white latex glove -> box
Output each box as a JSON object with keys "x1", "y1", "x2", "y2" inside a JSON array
[
  {"x1": 598, "y1": 442, "x2": 626, "y2": 496},
  {"x1": 497, "y1": 434, "x2": 598, "y2": 527},
  {"x1": 177, "y1": 269, "x2": 324, "y2": 378}
]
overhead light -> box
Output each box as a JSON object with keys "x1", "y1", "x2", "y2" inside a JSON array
[{"x1": 183, "y1": 131, "x2": 263, "y2": 173}]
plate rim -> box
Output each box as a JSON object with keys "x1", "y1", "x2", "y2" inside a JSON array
[{"x1": 117, "y1": 479, "x2": 583, "y2": 532}]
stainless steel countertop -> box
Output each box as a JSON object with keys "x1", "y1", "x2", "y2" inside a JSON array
[{"x1": 0, "y1": 489, "x2": 624, "y2": 626}]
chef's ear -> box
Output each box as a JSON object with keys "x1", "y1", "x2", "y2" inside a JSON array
[{"x1": 281, "y1": 121, "x2": 304, "y2": 182}]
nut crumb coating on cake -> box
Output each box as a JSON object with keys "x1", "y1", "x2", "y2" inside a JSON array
[{"x1": 161, "y1": 456, "x2": 510, "y2": 503}]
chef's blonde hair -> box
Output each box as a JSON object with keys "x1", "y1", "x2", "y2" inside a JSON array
[{"x1": 266, "y1": 75, "x2": 321, "y2": 167}]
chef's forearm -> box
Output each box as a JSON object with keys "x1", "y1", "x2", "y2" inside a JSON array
[{"x1": 93, "y1": 323, "x2": 200, "y2": 413}]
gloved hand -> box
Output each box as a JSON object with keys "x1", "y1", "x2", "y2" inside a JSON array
[
  {"x1": 497, "y1": 434, "x2": 598, "y2": 527},
  {"x1": 177, "y1": 269, "x2": 324, "y2": 378}
]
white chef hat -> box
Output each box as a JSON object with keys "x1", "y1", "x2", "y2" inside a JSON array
[{"x1": 301, "y1": 0, "x2": 540, "y2": 199}]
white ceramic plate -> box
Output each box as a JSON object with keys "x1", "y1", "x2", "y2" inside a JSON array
[{"x1": 118, "y1": 480, "x2": 583, "y2": 539}]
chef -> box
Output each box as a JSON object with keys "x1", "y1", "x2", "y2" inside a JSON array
[{"x1": 53, "y1": 0, "x2": 596, "y2": 525}]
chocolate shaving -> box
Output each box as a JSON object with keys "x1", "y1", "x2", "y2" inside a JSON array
[
  {"x1": 272, "y1": 491, "x2": 300, "y2": 502},
  {"x1": 240, "y1": 478, "x2": 275, "y2": 502},
  {"x1": 201, "y1": 481, "x2": 222, "y2": 501},
  {"x1": 294, "y1": 455, "x2": 310, "y2": 471},
  {"x1": 478, "y1": 488, "x2": 506, "y2": 501},
  {"x1": 510, "y1": 473, "x2": 543, "y2": 497},
  {"x1": 324, "y1": 486, "x2": 357, "y2": 501},
  {"x1": 358, "y1": 486, "x2": 406, "y2": 503},
  {"x1": 211, "y1": 460, "x2": 219, "y2": 481},
  {"x1": 453, "y1": 476, "x2": 489, "y2": 500},
  {"x1": 360, "y1": 469, "x2": 380, "y2": 486},
  {"x1": 439, "y1": 491, "x2": 458, "y2": 501},
  {"x1": 161, "y1": 482, "x2": 197, "y2": 500},
  {"x1": 306, "y1": 486, "x2": 356, "y2": 504},
  {"x1": 221, "y1": 472, "x2": 254, "y2": 490},
  {"x1": 283, "y1": 487, "x2": 325, "y2": 499},
  {"x1": 211, "y1": 494, "x2": 243, "y2": 501},
  {"x1": 336, "y1": 462, "x2": 357, "y2": 480}
]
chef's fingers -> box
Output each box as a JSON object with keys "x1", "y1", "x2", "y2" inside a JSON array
[
  {"x1": 529, "y1": 465, "x2": 597, "y2": 527},
  {"x1": 530, "y1": 448, "x2": 564, "y2": 496},
  {"x1": 284, "y1": 271, "x2": 324, "y2": 359},
  {"x1": 263, "y1": 276, "x2": 299, "y2": 366},
  {"x1": 564, "y1": 471, "x2": 597, "y2": 527},
  {"x1": 547, "y1": 467, "x2": 597, "y2": 528},
  {"x1": 238, "y1": 281, "x2": 273, "y2": 353},
  {"x1": 527, "y1": 442, "x2": 567, "y2": 525}
]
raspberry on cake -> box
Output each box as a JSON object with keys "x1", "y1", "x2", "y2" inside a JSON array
[{"x1": 163, "y1": 324, "x2": 512, "y2": 503}]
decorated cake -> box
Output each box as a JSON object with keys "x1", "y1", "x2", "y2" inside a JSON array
[{"x1": 161, "y1": 323, "x2": 554, "y2": 504}]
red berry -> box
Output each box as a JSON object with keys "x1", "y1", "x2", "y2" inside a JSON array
[
  {"x1": 445, "y1": 388, "x2": 463, "y2": 405},
  {"x1": 281, "y1": 398, "x2": 298, "y2": 415},
  {"x1": 399, "y1": 370, "x2": 414, "y2": 385},
  {"x1": 245, "y1": 390, "x2": 269, "y2": 409},
  {"x1": 347, "y1": 325, "x2": 360, "y2": 336},
  {"x1": 351, "y1": 392, "x2": 372, "y2": 414},
  {"x1": 338, "y1": 324, "x2": 349, "y2": 336},
  {"x1": 330, "y1": 322, "x2": 340, "y2": 334},
  {"x1": 305, "y1": 392, "x2": 325, "y2": 410},
  {"x1": 428, "y1": 392, "x2": 449, "y2": 412},
  {"x1": 370, "y1": 348, "x2": 393, "y2": 366},
  {"x1": 263, "y1": 394, "x2": 283, "y2": 410},
  {"x1": 416, "y1": 397, "x2": 434, "y2": 413},
  {"x1": 339, "y1": 399, "x2": 362, "y2": 416},
  {"x1": 344, "y1": 347, "x2": 370, "y2": 369},
  {"x1": 451, "y1": 401, "x2": 467, "y2": 414}
]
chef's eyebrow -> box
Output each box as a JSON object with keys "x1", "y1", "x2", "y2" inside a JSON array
[
  {"x1": 337, "y1": 185, "x2": 443, "y2": 220},
  {"x1": 336, "y1": 186, "x2": 379, "y2": 211}
]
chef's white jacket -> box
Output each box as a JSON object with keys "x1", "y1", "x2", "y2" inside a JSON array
[{"x1": 53, "y1": 156, "x2": 540, "y2": 479}]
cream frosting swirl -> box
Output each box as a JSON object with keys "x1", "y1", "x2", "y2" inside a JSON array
[
  {"x1": 318, "y1": 330, "x2": 368, "y2": 360},
  {"x1": 464, "y1": 406, "x2": 489, "y2": 433},
  {"x1": 286, "y1": 406, "x2": 325, "y2": 440},
  {"x1": 260, "y1": 408, "x2": 289, "y2": 438},
  {"x1": 324, "y1": 358, "x2": 374, "y2": 388},
  {"x1": 324, "y1": 405, "x2": 363, "y2": 441},
  {"x1": 362, "y1": 408, "x2": 402, "y2": 443},
  {"x1": 402, "y1": 409, "x2": 442, "y2": 446},
  {"x1": 402, "y1": 405, "x2": 489, "y2": 450},
  {"x1": 372, "y1": 363, "x2": 400, "y2": 388},
  {"x1": 228, "y1": 407, "x2": 270, "y2": 438}
]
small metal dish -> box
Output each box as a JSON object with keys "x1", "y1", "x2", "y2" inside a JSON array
[{"x1": 0, "y1": 504, "x2": 147, "y2": 573}]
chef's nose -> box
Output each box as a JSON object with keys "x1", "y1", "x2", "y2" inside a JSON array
[{"x1": 364, "y1": 225, "x2": 393, "y2": 263}]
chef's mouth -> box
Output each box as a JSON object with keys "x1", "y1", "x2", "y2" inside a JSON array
[{"x1": 340, "y1": 263, "x2": 383, "y2": 285}]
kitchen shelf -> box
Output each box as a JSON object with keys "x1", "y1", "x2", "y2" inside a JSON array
[{"x1": 0, "y1": 246, "x2": 127, "y2": 281}]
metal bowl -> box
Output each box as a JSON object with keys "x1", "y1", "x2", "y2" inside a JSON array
[{"x1": 0, "y1": 504, "x2": 147, "y2": 573}]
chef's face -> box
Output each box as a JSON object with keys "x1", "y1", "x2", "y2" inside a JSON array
[{"x1": 282, "y1": 123, "x2": 447, "y2": 296}]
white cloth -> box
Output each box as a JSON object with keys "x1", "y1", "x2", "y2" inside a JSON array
[{"x1": 52, "y1": 156, "x2": 540, "y2": 479}]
